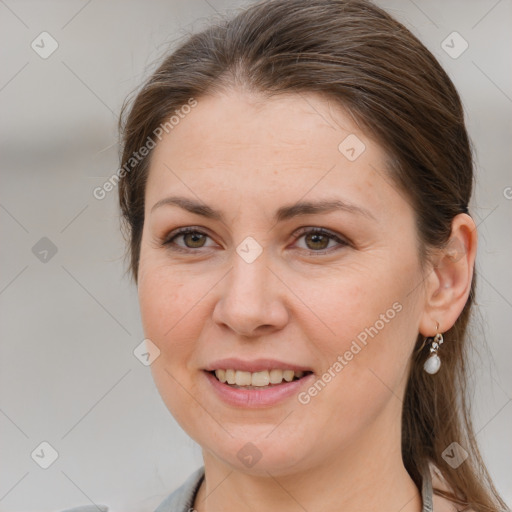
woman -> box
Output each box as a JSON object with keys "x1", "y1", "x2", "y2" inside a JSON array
[{"x1": 112, "y1": 0, "x2": 507, "y2": 511}]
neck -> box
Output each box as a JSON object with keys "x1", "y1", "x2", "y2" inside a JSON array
[{"x1": 193, "y1": 409, "x2": 422, "y2": 512}]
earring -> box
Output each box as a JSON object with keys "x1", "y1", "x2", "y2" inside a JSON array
[{"x1": 423, "y1": 325, "x2": 444, "y2": 375}]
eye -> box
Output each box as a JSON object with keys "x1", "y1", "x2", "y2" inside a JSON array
[
  {"x1": 162, "y1": 227, "x2": 216, "y2": 252},
  {"x1": 162, "y1": 226, "x2": 349, "y2": 255},
  {"x1": 292, "y1": 227, "x2": 349, "y2": 254}
]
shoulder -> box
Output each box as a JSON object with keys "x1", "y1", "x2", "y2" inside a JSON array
[
  {"x1": 58, "y1": 467, "x2": 204, "y2": 512},
  {"x1": 58, "y1": 507, "x2": 108, "y2": 512},
  {"x1": 153, "y1": 466, "x2": 205, "y2": 512},
  {"x1": 428, "y1": 462, "x2": 476, "y2": 512}
]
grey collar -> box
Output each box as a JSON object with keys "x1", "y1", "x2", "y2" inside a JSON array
[{"x1": 154, "y1": 463, "x2": 435, "y2": 512}]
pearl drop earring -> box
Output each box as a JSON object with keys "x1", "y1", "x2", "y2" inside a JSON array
[{"x1": 423, "y1": 328, "x2": 444, "y2": 375}]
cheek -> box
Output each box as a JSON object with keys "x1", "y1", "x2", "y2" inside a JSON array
[
  {"x1": 138, "y1": 266, "x2": 195, "y2": 357},
  {"x1": 297, "y1": 256, "x2": 420, "y2": 386},
  {"x1": 138, "y1": 264, "x2": 210, "y2": 433},
  {"x1": 291, "y1": 273, "x2": 419, "y2": 443}
]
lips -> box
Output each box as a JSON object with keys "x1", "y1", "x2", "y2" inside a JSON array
[
  {"x1": 211, "y1": 369, "x2": 310, "y2": 387},
  {"x1": 203, "y1": 357, "x2": 314, "y2": 374},
  {"x1": 203, "y1": 369, "x2": 315, "y2": 407},
  {"x1": 201, "y1": 357, "x2": 315, "y2": 407}
]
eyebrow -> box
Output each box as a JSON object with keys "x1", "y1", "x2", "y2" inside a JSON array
[{"x1": 150, "y1": 195, "x2": 376, "y2": 222}]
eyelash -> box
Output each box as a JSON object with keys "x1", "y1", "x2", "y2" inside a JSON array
[{"x1": 161, "y1": 226, "x2": 349, "y2": 255}]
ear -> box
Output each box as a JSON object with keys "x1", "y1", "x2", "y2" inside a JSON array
[{"x1": 419, "y1": 213, "x2": 478, "y2": 337}]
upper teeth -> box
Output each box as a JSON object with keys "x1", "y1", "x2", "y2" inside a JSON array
[{"x1": 214, "y1": 369, "x2": 305, "y2": 387}]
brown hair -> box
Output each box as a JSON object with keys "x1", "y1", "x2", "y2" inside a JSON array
[{"x1": 118, "y1": 0, "x2": 506, "y2": 509}]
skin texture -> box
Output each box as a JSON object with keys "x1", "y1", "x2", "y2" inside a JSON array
[{"x1": 137, "y1": 90, "x2": 477, "y2": 512}]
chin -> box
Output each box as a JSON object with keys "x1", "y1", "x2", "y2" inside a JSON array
[{"x1": 198, "y1": 431, "x2": 313, "y2": 477}]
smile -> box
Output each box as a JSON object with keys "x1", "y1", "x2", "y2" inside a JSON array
[
  {"x1": 211, "y1": 368, "x2": 311, "y2": 388},
  {"x1": 204, "y1": 369, "x2": 315, "y2": 408}
]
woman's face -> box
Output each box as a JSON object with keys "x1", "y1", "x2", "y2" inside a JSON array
[{"x1": 138, "y1": 90, "x2": 428, "y2": 475}]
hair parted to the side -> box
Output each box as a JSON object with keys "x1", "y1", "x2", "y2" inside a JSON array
[{"x1": 117, "y1": 0, "x2": 507, "y2": 509}]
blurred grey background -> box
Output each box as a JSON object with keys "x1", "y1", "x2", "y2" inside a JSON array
[{"x1": 0, "y1": 0, "x2": 511, "y2": 510}]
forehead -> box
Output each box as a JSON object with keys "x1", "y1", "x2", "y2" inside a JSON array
[
  {"x1": 150, "y1": 90, "x2": 370, "y2": 163},
  {"x1": 145, "y1": 90, "x2": 401, "y2": 218}
]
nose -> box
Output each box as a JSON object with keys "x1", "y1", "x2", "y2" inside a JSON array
[{"x1": 212, "y1": 252, "x2": 289, "y2": 338}]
